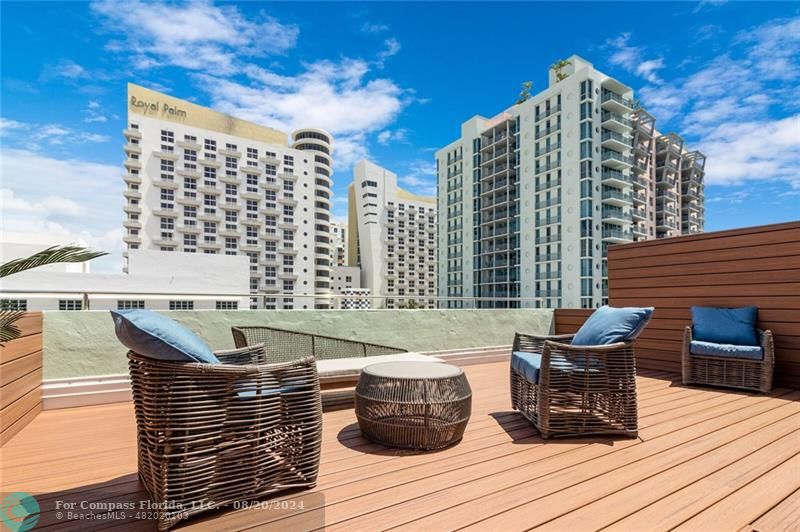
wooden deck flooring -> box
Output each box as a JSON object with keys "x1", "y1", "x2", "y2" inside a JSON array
[{"x1": 2, "y1": 361, "x2": 799, "y2": 531}]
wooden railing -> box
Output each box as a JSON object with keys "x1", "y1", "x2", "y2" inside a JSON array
[
  {"x1": 555, "y1": 221, "x2": 800, "y2": 388},
  {"x1": 1, "y1": 312, "x2": 43, "y2": 445}
]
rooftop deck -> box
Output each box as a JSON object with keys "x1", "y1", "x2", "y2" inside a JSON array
[{"x1": 2, "y1": 360, "x2": 799, "y2": 531}]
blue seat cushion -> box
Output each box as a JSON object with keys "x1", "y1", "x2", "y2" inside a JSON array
[
  {"x1": 111, "y1": 309, "x2": 219, "y2": 364},
  {"x1": 512, "y1": 351, "x2": 543, "y2": 383},
  {"x1": 690, "y1": 340, "x2": 763, "y2": 360},
  {"x1": 691, "y1": 306, "x2": 759, "y2": 346},
  {"x1": 572, "y1": 306, "x2": 654, "y2": 346},
  {"x1": 512, "y1": 351, "x2": 603, "y2": 384}
]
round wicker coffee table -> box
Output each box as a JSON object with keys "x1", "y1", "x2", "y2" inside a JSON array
[{"x1": 355, "y1": 361, "x2": 472, "y2": 450}]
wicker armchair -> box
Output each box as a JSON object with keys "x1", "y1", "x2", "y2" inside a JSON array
[
  {"x1": 128, "y1": 344, "x2": 322, "y2": 531},
  {"x1": 682, "y1": 326, "x2": 774, "y2": 393},
  {"x1": 511, "y1": 332, "x2": 639, "y2": 439}
]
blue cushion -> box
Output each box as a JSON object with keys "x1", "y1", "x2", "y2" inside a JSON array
[
  {"x1": 111, "y1": 310, "x2": 219, "y2": 364},
  {"x1": 690, "y1": 340, "x2": 763, "y2": 360},
  {"x1": 512, "y1": 351, "x2": 599, "y2": 384},
  {"x1": 512, "y1": 351, "x2": 543, "y2": 383},
  {"x1": 572, "y1": 306, "x2": 654, "y2": 346},
  {"x1": 691, "y1": 306, "x2": 758, "y2": 346}
]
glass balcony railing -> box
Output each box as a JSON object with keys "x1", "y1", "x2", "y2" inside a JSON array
[
  {"x1": 601, "y1": 111, "x2": 632, "y2": 127},
  {"x1": 601, "y1": 91, "x2": 633, "y2": 108},
  {"x1": 602, "y1": 149, "x2": 633, "y2": 166}
]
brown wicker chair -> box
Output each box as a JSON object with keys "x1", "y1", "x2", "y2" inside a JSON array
[
  {"x1": 128, "y1": 344, "x2": 322, "y2": 530},
  {"x1": 682, "y1": 326, "x2": 774, "y2": 393},
  {"x1": 511, "y1": 332, "x2": 639, "y2": 439},
  {"x1": 232, "y1": 325, "x2": 406, "y2": 363}
]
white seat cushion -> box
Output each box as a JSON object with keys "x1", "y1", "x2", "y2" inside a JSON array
[{"x1": 315, "y1": 352, "x2": 443, "y2": 378}]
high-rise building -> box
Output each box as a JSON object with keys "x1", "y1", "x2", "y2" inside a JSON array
[
  {"x1": 330, "y1": 220, "x2": 348, "y2": 267},
  {"x1": 122, "y1": 83, "x2": 335, "y2": 309},
  {"x1": 348, "y1": 160, "x2": 437, "y2": 309},
  {"x1": 436, "y1": 56, "x2": 705, "y2": 309}
]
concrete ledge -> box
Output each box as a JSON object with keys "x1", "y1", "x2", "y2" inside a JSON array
[
  {"x1": 41, "y1": 347, "x2": 513, "y2": 410},
  {"x1": 43, "y1": 309, "x2": 552, "y2": 379},
  {"x1": 43, "y1": 375, "x2": 132, "y2": 410}
]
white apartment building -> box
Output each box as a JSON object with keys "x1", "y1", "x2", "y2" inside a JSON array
[
  {"x1": 330, "y1": 220, "x2": 348, "y2": 267},
  {"x1": 348, "y1": 160, "x2": 437, "y2": 309},
  {"x1": 331, "y1": 265, "x2": 370, "y2": 309},
  {"x1": 123, "y1": 83, "x2": 335, "y2": 310},
  {"x1": 0, "y1": 235, "x2": 249, "y2": 311},
  {"x1": 437, "y1": 56, "x2": 705, "y2": 309}
]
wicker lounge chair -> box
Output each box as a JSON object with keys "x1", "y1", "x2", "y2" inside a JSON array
[
  {"x1": 128, "y1": 344, "x2": 322, "y2": 530},
  {"x1": 682, "y1": 306, "x2": 774, "y2": 393},
  {"x1": 232, "y1": 325, "x2": 406, "y2": 362},
  {"x1": 510, "y1": 306, "x2": 652, "y2": 439}
]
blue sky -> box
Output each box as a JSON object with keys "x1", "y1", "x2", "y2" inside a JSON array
[{"x1": 1, "y1": 1, "x2": 798, "y2": 272}]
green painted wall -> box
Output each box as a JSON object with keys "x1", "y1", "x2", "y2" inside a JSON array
[{"x1": 42, "y1": 309, "x2": 554, "y2": 379}]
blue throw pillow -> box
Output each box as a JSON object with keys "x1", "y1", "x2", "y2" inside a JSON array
[
  {"x1": 691, "y1": 306, "x2": 758, "y2": 346},
  {"x1": 111, "y1": 309, "x2": 219, "y2": 364},
  {"x1": 572, "y1": 305, "x2": 654, "y2": 346}
]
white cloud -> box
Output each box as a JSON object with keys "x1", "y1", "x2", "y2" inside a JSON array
[
  {"x1": 376, "y1": 38, "x2": 401, "y2": 65},
  {"x1": 83, "y1": 100, "x2": 109, "y2": 123},
  {"x1": 0, "y1": 118, "x2": 24, "y2": 134},
  {"x1": 0, "y1": 118, "x2": 110, "y2": 147},
  {"x1": 606, "y1": 33, "x2": 666, "y2": 84},
  {"x1": 632, "y1": 16, "x2": 800, "y2": 191},
  {"x1": 91, "y1": 0, "x2": 299, "y2": 74},
  {"x1": 693, "y1": 0, "x2": 728, "y2": 14},
  {"x1": 195, "y1": 57, "x2": 409, "y2": 172},
  {"x1": 377, "y1": 128, "x2": 408, "y2": 145},
  {"x1": 0, "y1": 150, "x2": 125, "y2": 272},
  {"x1": 701, "y1": 115, "x2": 800, "y2": 186},
  {"x1": 361, "y1": 22, "x2": 389, "y2": 34},
  {"x1": 398, "y1": 159, "x2": 437, "y2": 196},
  {"x1": 40, "y1": 59, "x2": 91, "y2": 81}
]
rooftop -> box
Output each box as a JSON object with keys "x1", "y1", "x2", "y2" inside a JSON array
[{"x1": 4, "y1": 360, "x2": 798, "y2": 531}]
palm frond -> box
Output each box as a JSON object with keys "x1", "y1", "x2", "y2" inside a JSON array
[
  {"x1": 0, "y1": 245, "x2": 108, "y2": 278},
  {"x1": 0, "y1": 310, "x2": 26, "y2": 344}
]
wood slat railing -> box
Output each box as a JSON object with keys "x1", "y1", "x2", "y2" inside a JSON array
[
  {"x1": 555, "y1": 221, "x2": 800, "y2": 388},
  {"x1": 1, "y1": 311, "x2": 43, "y2": 445}
]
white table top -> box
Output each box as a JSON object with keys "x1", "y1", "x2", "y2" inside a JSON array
[{"x1": 362, "y1": 361, "x2": 462, "y2": 379}]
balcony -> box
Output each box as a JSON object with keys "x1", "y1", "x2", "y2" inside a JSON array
[
  {"x1": 601, "y1": 188, "x2": 633, "y2": 206},
  {"x1": 601, "y1": 130, "x2": 631, "y2": 152},
  {"x1": 601, "y1": 90, "x2": 633, "y2": 113},
  {"x1": 535, "y1": 215, "x2": 561, "y2": 226},
  {"x1": 602, "y1": 207, "x2": 631, "y2": 224},
  {"x1": 535, "y1": 178, "x2": 561, "y2": 192},
  {"x1": 535, "y1": 124, "x2": 559, "y2": 139},
  {"x1": 602, "y1": 149, "x2": 633, "y2": 169},
  {"x1": 535, "y1": 160, "x2": 561, "y2": 173},
  {"x1": 122, "y1": 127, "x2": 142, "y2": 139},
  {"x1": 153, "y1": 150, "x2": 179, "y2": 161},
  {"x1": 535, "y1": 142, "x2": 561, "y2": 157},
  {"x1": 535, "y1": 104, "x2": 561, "y2": 121},
  {"x1": 602, "y1": 228, "x2": 633, "y2": 243},
  {"x1": 240, "y1": 165, "x2": 263, "y2": 176},
  {"x1": 601, "y1": 168, "x2": 631, "y2": 187},
  {"x1": 601, "y1": 110, "x2": 632, "y2": 132}
]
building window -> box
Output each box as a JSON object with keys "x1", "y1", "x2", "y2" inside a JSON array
[
  {"x1": 59, "y1": 299, "x2": 83, "y2": 311},
  {"x1": 0, "y1": 299, "x2": 27, "y2": 310},
  {"x1": 160, "y1": 130, "x2": 174, "y2": 143},
  {"x1": 169, "y1": 300, "x2": 194, "y2": 310},
  {"x1": 215, "y1": 301, "x2": 238, "y2": 310},
  {"x1": 117, "y1": 300, "x2": 145, "y2": 310},
  {"x1": 204, "y1": 139, "x2": 216, "y2": 151}
]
